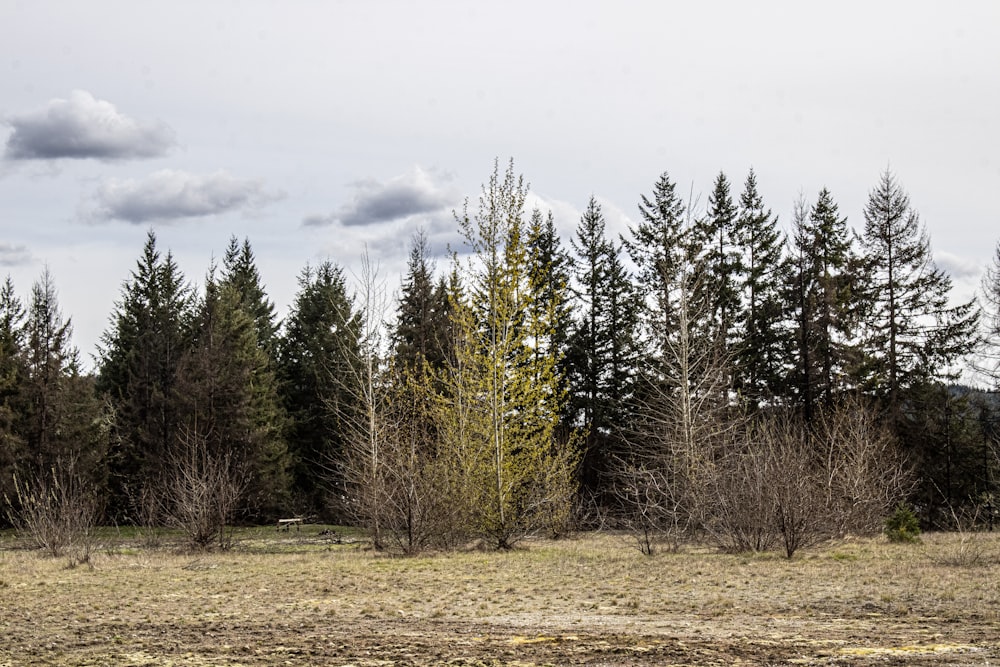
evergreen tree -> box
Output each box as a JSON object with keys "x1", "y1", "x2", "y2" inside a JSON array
[
  {"x1": 277, "y1": 261, "x2": 361, "y2": 518},
  {"x1": 526, "y1": 207, "x2": 574, "y2": 416},
  {"x1": 787, "y1": 189, "x2": 862, "y2": 421},
  {"x1": 603, "y1": 241, "x2": 642, "y2": 437},
  {"x1": 19, "y1": 269, "x2": 107, "y2": 486},
  {"x1": 0, "y1": 276, "x2": 26, "y2": 516},
  {"x1": 857, "y1": 170, "x2": 978, "y2": 411},
  {"x1": 734, "y1": 169, "x2": 788, "y2": 405},
  {"x1": 392, "y1": 229, "x2": 450, "y2": 373},
  {"x1": 691, "y1": 172, "x2": 742, "y2": 357},
  {"x1": 977, "y1": 239, "x2": 1000, "y2": 385},
  {"x1": 220, "y1": 236, "x2": 279, "y2": 356},
  {"x1": 175, "y1": 271, "x2": 290, "y2": 520},
  {"x1": 566, "y1": 197, "x2": 640, "y2": 492},
  {"x1": 96, "y1": 230, "x2": 194, "y2": 519},
  {"x1": 625, "y1": 172, "x2": 687, "y2": 359},
  {"x1": 900, "y1": 383, "x2": 991, "y2": 525}
]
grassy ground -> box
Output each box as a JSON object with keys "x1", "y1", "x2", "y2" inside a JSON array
[{"x1": 1, "y1": 528, "x2": 998, "y2": 665}]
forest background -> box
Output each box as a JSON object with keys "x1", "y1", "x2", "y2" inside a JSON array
[{"x1": 3, "y1": 158, "x2": 1000, "y2": 557}]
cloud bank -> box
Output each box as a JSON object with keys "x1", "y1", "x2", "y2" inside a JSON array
[
  {"x1": 3, "y1": 90, "x2": 176, "y2": 161},
  {"x1": 304, "y1": 166, "x2": 460, "y2": 228},
  {"x1": 81, "y1": 169, "x2": 284, "y2": 224}
]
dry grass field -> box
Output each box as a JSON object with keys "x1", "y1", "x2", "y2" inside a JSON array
[{"x1": 1, "y1": 528, "x2": 998, "y2": 666}]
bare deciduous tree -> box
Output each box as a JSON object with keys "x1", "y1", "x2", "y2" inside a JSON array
[{"x1": 616, "y1": 247, "x2": 740, "y2": 554}]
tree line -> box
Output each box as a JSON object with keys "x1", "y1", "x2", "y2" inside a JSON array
[{"x1": 2, "y1": 159, "x2": 999, "y2": 555}]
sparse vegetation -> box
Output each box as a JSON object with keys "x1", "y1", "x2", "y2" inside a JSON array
[{"x1": 0, "y1": 529, "x2": 998, "y2": 665}]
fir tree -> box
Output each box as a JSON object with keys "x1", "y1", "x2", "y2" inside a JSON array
[
  {"x1": 20, "y1": 269, "x2": 107, "y2": 486},
  {"x1": 393, "y1": 229, "x2": 450, "y2": 373},
  {"x1": 980, "y1": 239, "x2": 1000, "y2": 385},
  {"x1": 96, "y1": 230, "x2": 194, "y2": 519},
  {"x1": 787, "y1": 189, "x2": 862, "y2": 420},
  {"x1": 625, "y1": 172, "x2": 687, "y2": 359},
  {"x1": 734, "y1": 168, "x2": 787, "y2": 405},
  {"x1": 857, "y1": 169, "x2": 978, "y2": 411},
  {"x1": 526, "y1": 207, "x2": 573, "y2": 414},
  {"x1": 0, "y1": 276, "x2": 26, "y2": 516},
  {"x1": 175, "y1": 271, "x2": 290, "y2": 520},
  {"x1": 277, "y1": 261, "x2": 361, "y2": 518},
  {"x1": 691, "y1": 171, "x2": 742, "y2": 357},
  {"x1": 220, "y1": 236, "x2": 279, "y2": 356},
  {"x1": 566, "y1": 197, "x2": 640, "y2": 491}
]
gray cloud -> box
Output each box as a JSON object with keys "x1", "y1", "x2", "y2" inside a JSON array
[
  {"x1": 0, "y1": 243, "x2": 33, "y2": 267},
  {"x1": 364, "y1": 210, "x2": 464, "y2": 261},
  {"x1": 304, "y1": 166, "x2": 460, "y2": 228},
  {"x1": 936, "y1": 251, "x2": 983, "y2": 281},
  {"x1": 3, "y1": 90, "x2": 176, "y2": 161},
  {"x1": 81, "y1": 169, "x2": 284, "y2": 224}
]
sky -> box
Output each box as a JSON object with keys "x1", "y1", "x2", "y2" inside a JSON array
[{"x1": 2, "y1": 1, "x2": 999, "y2": 369}]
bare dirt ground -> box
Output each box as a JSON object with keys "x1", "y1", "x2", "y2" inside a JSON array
[{"x1": 1, "y1": 529, "x2": 998, "y2": 666}]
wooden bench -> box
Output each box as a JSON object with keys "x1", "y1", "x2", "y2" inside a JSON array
[{"x1": 276, "y1": 518, "x2": 304, "y2": 532}]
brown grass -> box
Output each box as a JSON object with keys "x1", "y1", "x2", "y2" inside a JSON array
[{"x1": 0, "y1": 529, "x2": 998, "y2": 665}]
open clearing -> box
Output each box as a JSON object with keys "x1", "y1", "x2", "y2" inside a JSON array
[{"x1": 1, "y1": 530, "x2": 998, "y2": 665}]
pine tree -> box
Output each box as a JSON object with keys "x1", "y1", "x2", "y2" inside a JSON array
[
  {"x1": 220, "y1": 236, "x2": 279, "y2": 356},
  {"x1": 787, "y1": 189, "x2": 862, "y2": 421},
  {"x1": 566, "y1": 197, "x2": 640, "y2": 492},
  {"x1": 857, "y1": 169, "x2": 978, "y2": 411},
  {"x1": 277, "y1": 261, "x2": 361, "y2": 518},
  {"x1": 175, "y1": 271, "x2": 290, "y2": 520},
  {"x1": 734, "y1": 169, "x2": 788, "y2": 405},
  {"x1": 96, "y1": 231, "x2": 194, "y2": 519}
]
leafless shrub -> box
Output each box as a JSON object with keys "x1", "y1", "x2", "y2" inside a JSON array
[
  {"x1": 342, "y1": 380, "x2": 460, "y2": 554},
  {"x1": 816, "y1": 396, "x2": 913, "y2": 536},
  {"x1": 128, "y1": 481, "x2": 164, "y2": 548},
  {"x1": 928, "y1": 496, "x2": 998, "y2": 567},
  {"x1": 159, "y1": 428, "x2": 247, "y2": 551},
  {"x1": 6, "y1": 456, "x2": 101, "y2": 564},
  {"x1": 701, "y1": 422, "x2": 782, "y2": 554},
  {"x1": 703, "y1": 401, "x2": 911, "y2": 558}
]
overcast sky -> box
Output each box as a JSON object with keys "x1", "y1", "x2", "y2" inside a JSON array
[{"x1": 2, "y1": 1, "x2": 998, "y2": 368}]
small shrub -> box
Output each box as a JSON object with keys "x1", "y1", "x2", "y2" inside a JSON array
[
  {"x1": 7, "y1": 458, "x2": 101, "y2": 561},
  {"x1": 884, "y1": 505, "x2": 921, "y2": 543}
]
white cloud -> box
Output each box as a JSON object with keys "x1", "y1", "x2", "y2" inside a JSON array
[
  {"x1": 3, "y1": 90, "x2": 176, "y2": 162},
  {"x1": 304, "y1": 165, "x2": 460, "y2": 228},
  {"x1": 80, "y1": 169, "x2": 284, "y2": 224}
]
